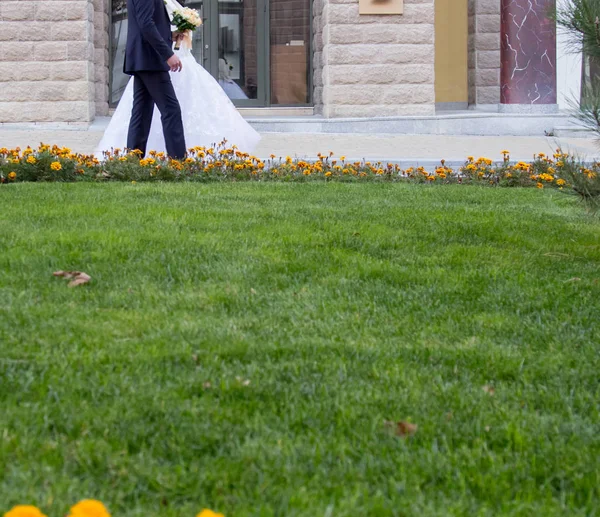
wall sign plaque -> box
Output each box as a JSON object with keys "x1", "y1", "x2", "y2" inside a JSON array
[{"x1": 358, "y1": 0, "x2": 403, "y2": 15}]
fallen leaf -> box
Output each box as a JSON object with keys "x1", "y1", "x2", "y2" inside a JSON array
[
  {"x1": 250, "y1": 288, "x2": 257, "y2": 295},
  {"x1": 482, "y1": 385, "x2": 495, "y2": 396},
  {"x1": 203, "y1": 382, "x2": 212, "y2": 389},
  {"x1": 54, "y1": 271, "x2": 91, "y2": 287},
  {"x1": 385, "y1": 420, "x2": 418, "y2": 438},
  {"x1": 564, "y1": 277, "x2": 581, "y2": 283},
  {"x1": 485, "y1": 426, "x2": 491, "y2": 432},
  {"x1": 192, "y1": 354, "x2": 199, "y2": 364}
]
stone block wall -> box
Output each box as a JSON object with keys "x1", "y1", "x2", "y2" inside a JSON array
[
  {"x1": 93, "y1": 0, "x2": 110, "y2": 116},
  {"x1": 468, "y1": 0, "x2": 500, "y2": 105},
  {"x1": 0, "y1": 0, "x2": 97, "y2": 124},
  {"x1": 318, "y1": 0, "x2": 436, "y2": 117}
]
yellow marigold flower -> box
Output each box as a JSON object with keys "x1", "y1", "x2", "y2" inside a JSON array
[
  {"x1": 426, "y1": 175, "x2": 436, "y2": 181},
  {"x1": 501, "y1": 150, "x2": 510, "y2": 154},
  {"x1": 50, "y1": 161, "x2": 62, "y2": 171},
  {"x1": 537, "y1": 153, "x2": 546, "y2": 159},
  {"x1": 269, "y1": 154, "x2": 276, "y2": 159},
  {"x1": 8, "y1": 171, "x2": 17, "y2": 180},
  {"x1": 340, "y1": 155, "x2": 346, "y2": 161},
  {"x1": 196, "y1": 510, "x2": 225, "y2": 517},
  {"x1": 272, "y1": 168, "x2": 279, "y2": 174},
  {"x1": 4, "y1": 505, "x2": 48, "y2": 517},
  {"x1": 68, "y1": 500, "x2": 110, "y2": 517},
  {"x1": 285, "y1": 156, "x2": 292, "y2": 164},
  {"x1": 505, "y1": 172, "x2": 512, "y2": 178},
  {"x1": 556, "y1": 178, "x2": 566, "y2": 186},
  {"x1": 324, "y1": 171, "x2": 332, "y2": 177},
  {"x1": 536, "y1": 182, "x2": 544, "y2": 189},
  {"x1": 342, "y1": 168, "x2": 349, "y2": 174},
  {"x1": 303, "y1": 169, "x2": 311, "y2": 175}
]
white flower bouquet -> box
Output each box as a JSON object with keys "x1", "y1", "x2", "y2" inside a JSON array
[{"x1": 172, "y1": 7, "x2": 202, "y2": 50}]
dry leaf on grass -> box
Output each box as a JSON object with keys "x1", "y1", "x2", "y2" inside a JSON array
[
  {"x1": 53, "y1": 271, "x2": 91, "y2": 287},
  {"x1": 385, "y1": 420, "x2": 418, "y2": 438},
  {"x1": 482, "y1": 385, "x2": 495, "y2": 396}
]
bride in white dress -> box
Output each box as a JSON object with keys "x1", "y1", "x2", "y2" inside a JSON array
[{"x1": 96, "y1": 0, "x2": 261, "y2": 157}]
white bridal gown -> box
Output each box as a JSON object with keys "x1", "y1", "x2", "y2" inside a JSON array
[{"x1": 96, "y1": 1, "x2": 260, "y2": 157}]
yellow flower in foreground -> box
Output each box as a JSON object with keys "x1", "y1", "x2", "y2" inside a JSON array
[
  {"x1": 50, "y1": 161, "x2": 62, "y2": 171},
  {"x1": 8, "y1": 171, "x2": 17, "y2": 180},
  {"x1": 556, "y1": 178, "x2": 566, "y2": 186},
  {"x1": 196, "y1": 510, "x2": 225, "y2": 517},
  {"x1": 4, "y1": 506, "x2": 47, "y2": 517},
  {"x1": 536, "y1": 182, "x2": 544, "y2": 189},
  {"x1": 26, "y1": 156, "x2": 37, "y2": 164},
  {"x1": 68, "y1": 500, "x2": 110, "y2": 517}
]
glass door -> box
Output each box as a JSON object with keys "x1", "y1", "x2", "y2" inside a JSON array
[
  {"x1": 204, "y1": 0, "x2": 268, "y2": 106},
  {"x1": 109, "y1": 0, "x2": 308, "y2": 107}
]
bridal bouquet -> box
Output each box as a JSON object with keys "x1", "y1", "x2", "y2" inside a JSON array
[{"x1": 172, "y1": 7, "x2": 202, "y2": 50}]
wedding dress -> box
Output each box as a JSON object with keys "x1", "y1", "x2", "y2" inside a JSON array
[
  {"x1": 95, "y1": 0, "x2": 260, "y2": 157},
  {"x1": 218, "y1": 58, "x2": 249, "y2": 100}
]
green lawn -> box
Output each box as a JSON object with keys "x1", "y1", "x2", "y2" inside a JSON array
[{"x1": 1, "y1": 183, "x2": 599, "y2": 517}]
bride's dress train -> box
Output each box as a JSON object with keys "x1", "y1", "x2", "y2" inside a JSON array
[{"x1": 95, "y1": 47, "x2": 261, "y2": 157}]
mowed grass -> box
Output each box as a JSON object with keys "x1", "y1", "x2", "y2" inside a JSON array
[{"x1": 0, "y1": 183, "x2": 599, "y2": 517}]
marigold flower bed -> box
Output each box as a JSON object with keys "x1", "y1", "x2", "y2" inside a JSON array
[
  {"x1": 3, "y1": 501, "x2": 222, "y2": 517},
  {"x1": 1, "y1": 144, "x2": 598, "y2": 203}
]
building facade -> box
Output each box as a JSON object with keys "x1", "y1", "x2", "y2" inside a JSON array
[{"x1": 0, "y1": 0, "x2": 578, "y2": 125}]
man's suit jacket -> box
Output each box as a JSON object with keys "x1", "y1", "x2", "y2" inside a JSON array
[{"x1": 124, "y1": 0, "x2": 174, "y2": 74}]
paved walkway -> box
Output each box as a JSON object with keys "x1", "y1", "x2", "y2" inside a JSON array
[{"x1": 1, "y1": 126, "x2": 598, "y2": 166}]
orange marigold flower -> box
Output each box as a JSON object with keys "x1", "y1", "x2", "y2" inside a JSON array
[
  {"x1": 50, "y1": 161, "x2": 62, "y2": 171},
  {"x1": 536, "y1": 182, "x2": 544, "y2": 189},
  {"x1": 68, "y1": 500, "x2": 110, "y2": 517},
  {"x1": 8, "y1": 171, "x2": 17, "y2": 180},
  {"x1": 196, "y1": 510, "x2": 225, "y2": 517},
  {"x1": 4, "y1": 506, "x2": 47, "y2": 517}
]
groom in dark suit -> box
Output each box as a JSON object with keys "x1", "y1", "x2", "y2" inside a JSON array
[{"x1": 124, "y1": 0, "x2": 186, "y2": 158}]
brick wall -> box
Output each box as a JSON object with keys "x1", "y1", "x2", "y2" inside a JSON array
[
  {"x1": 468, "y1": 0, "x2": 500, "y2": 105},
  {"x1": 0, "y1": 0, "x2": 97, "y2": 124}
]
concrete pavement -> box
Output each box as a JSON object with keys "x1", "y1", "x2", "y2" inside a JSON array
[{"x1": 1, "y1": 126, "x2": 599, "y2": 167}]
